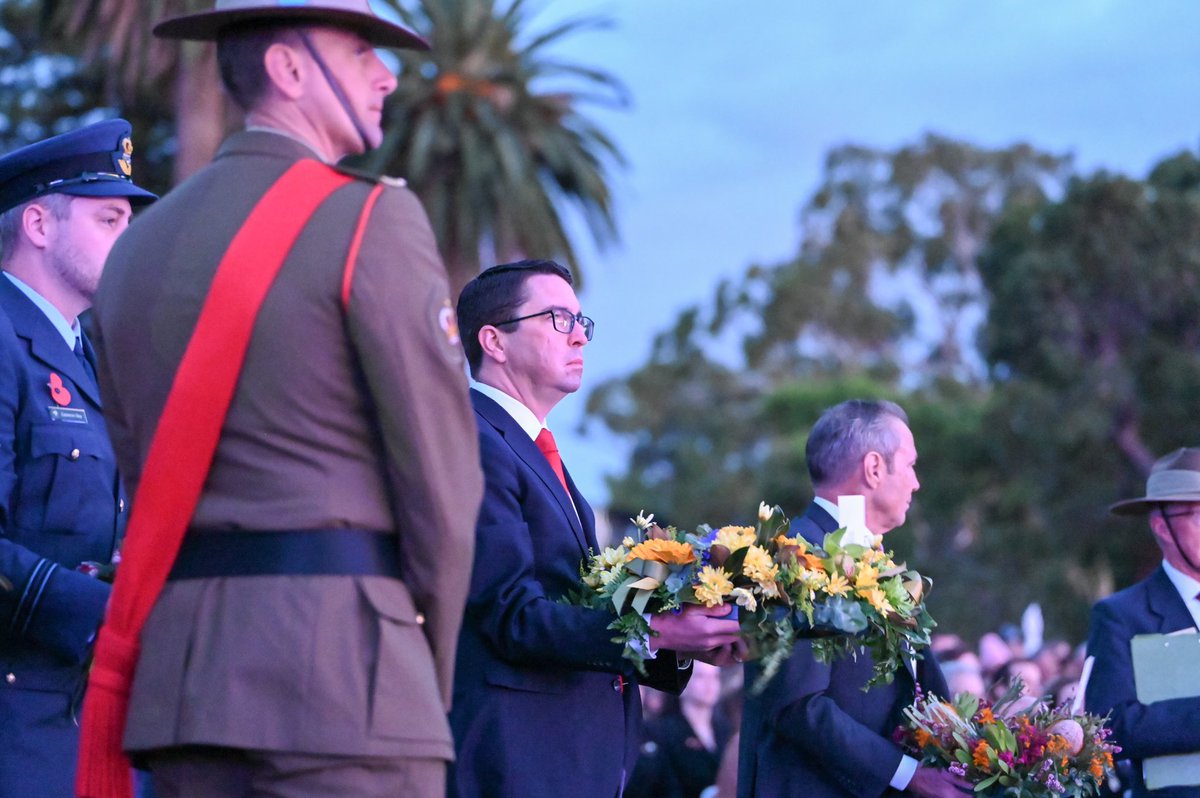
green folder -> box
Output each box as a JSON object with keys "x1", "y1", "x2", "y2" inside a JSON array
[{"x1": 1131, "y1": 630, "x2": 1200, "y2": 790}]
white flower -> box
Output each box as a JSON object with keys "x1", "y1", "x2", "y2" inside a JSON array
[
  {"x1": 598, "y1": 547, "x2": 628, "y2": 568},
  {"x1": 600, "y1": 568, "x2": 624, "y2": 587},
  {"x1": 731, "y1": 587, "x2": 758, "y2": 612},
  {"x1": 758, "y1": 502, "x2": 774, "y2": 522},
  {"x1": 631, "y1": 511, "x2": 655, "y2": 530}
]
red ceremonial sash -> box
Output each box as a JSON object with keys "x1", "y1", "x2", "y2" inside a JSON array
[{"x1": 76, "y1": 160, "x2": 383, "y2": 797}]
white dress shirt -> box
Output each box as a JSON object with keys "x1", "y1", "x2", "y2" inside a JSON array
[{"x1": 812, "y1": 494, "x2": 918, "y2": 791}]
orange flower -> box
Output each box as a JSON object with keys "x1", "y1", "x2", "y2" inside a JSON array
[
  {"x1": 626, "y1": 539, "x2": 695, "y2": 565},
  {"x1": 1046, "y1": 735, "x2": 1069, "y2": 755},
  {"x1": 913, "y1": 728, "x2": 932, "y2": 748},
  {"x1": 972, "y1": 740, "x2": 991, "y2": 770},
  {"x1": 977, "y1": 707, "x2": 995, "y2": 725},
  {"x1": 1090, "y1": 756, "x2": 1104, "y2": 781},
  {"x1": 798, "y1": 551, "x2": 826, "y2": 571}
]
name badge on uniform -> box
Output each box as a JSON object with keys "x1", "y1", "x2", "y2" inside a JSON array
[{"x1": 48, "y1": 406, "x2": 88, "y2": 424}]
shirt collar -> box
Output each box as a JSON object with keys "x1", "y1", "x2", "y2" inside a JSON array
[
  {"x1": 1161, "y1": 558, "x2": 1200, "y2": 629},
  {"x1": 473, "y1": 381, "x2": 546, "y2": 441},
  {"x1": 813, "y1": 495, "x2": 840, "y2": 522},
  {"x1": 3, "y1": 272, "x2": 78, "y2": 348},
  {"x1": 243, "y1": 125, "x2": 327, "y2": 162}
]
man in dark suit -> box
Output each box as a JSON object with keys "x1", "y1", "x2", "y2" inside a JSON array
[
  {"x1": 1085, "y1": 447, "x2": 1200, "y2": 798},
  {"x1": 0, "y1": 119, "x2": 155, "y2": 797},
  {"x1": 739, "y1": 399, "x2": 967, "y2": 798},
  {"x1": 88, "y1": 2, "x2": 482, "y2": 795},
  {"x1": 450, "y1": 260, "x2": 746, "y2": 798}
]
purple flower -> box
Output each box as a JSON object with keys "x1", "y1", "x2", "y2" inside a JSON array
[
  {"x1": 999, "y1": 751, "x2": 1015, "y2": 768},
  {"x1": 948, "y1": 763, "x2": 967, "y2": 777},
  {"x1": 1045, "y1": 773, "x2": 1065, "y2": 794}
]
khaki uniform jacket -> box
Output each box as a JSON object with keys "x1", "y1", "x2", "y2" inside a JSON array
[{"x1": 91, "y1": 131, "x2": 482, "y2": 760}]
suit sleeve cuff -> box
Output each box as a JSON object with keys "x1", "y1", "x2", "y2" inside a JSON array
[
  {"x1": 891, "y1": 755, "x2": 918, "y2": 791},
  {"x1": 632, "y1": 613, "x2": 659, "y2": 660}
]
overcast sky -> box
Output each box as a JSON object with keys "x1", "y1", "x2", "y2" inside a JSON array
[{"x1": 483, "y1": 1, "x2": 1200, "y2": 502}]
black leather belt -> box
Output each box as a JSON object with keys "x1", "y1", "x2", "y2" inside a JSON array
[{"x1": 167, "y1": 528, "x2": 400, "y2": 580}]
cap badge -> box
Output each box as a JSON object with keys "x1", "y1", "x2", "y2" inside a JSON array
[{"x1": 116, "y1": 137, "x2": 133, "y2": 177}]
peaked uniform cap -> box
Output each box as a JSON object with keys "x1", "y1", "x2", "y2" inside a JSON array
[
  {"x1": 1110, "y1": 447, "x2": 1200, "y2": 515},
  {"x1": 0, "y1": 118, "x2": 157, "y2": 215},
  {"x1": 153, "y1": 0, "x2": 429, "y2": 51}
]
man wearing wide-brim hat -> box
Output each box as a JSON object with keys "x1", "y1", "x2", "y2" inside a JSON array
[
  {"x1": 0, "y1": 117, "x2": 155, "y2": 798},
  {"x1": 77, "y1": 2, "x2": 483, "y2": 797},
  {"x1": 1085, "y1": 447, "x2": 1200, "y2": 798}
]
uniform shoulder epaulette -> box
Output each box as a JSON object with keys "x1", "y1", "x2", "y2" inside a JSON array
[{"x1": 330, "y1": 163, "x2": 407, "y2": 188}]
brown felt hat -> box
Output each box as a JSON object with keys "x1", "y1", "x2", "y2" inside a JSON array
[
  {"x1": 1110, "y1": 447, "x2": 1200, "y2": 515},
  {"x1": 153, "y1": 0, "x2": 429, "y2": 51}
]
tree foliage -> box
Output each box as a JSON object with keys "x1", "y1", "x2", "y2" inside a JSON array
[
  {"x1": 588, "y1": 136, "x2": 1200, "y2": 642},
  {"x1": 364, "y1": 0, "x2": 626, "y2": 290},
  {"x1": 23, "y1": 0, "x2": 624, "y2": 286}
]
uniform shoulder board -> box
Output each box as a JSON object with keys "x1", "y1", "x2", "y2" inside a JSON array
[{"x1": 330, "y1": 163, "x2": 407, "y2": 188}]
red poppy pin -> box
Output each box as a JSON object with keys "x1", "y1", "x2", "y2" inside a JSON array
[{"x1": 48, "y1": 372, "x2": 72, "y2": 406}]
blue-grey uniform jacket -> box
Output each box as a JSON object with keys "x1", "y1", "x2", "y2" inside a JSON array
[{"x1": 0, "y1": 276, "x2": 126, "y2": 797}]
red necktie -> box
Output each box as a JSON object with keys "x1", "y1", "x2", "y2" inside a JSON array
[{"x1": 536, "y1": 428, "x2": 569, "y2": 493}]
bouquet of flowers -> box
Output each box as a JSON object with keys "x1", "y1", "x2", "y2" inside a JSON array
[
  {"x1": 568, "y1": 502, "x2": 935, "y2": 692},
  {"x1": 896, "y1": 683, "x2": 1119, "y2": 798}
]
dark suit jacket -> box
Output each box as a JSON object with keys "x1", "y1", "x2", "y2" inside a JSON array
[
  {"x1": 0, "y1": 279, "x2": 124, "y2": 797},
  {"x1": 1085, "y1": 565, "x2": 1200, "y2": 798},
  {"x1": 449, "y1": 389, "x2": 688, "y2": 798},
  {"x1": 92, "y1": 130, "x2": 482, "y2": 761},
  {"x1": 738, "y1": 502, "x2": 947, "y2": 798}
]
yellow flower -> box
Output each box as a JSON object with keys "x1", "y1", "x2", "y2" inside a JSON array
[
  {"x1": 861, "y1": 547, "x2": 888, "y2": 565},
  {"x1": 743, "y1": 545, "x2": 779, "y2": 586},
  {"x1": 731, "y1": 587, "x2": 758, "y2": 612},
  {"x1": 622, "y1": 536, "x2": 636, "y2": 548},
  {"x1": 694, "y1": 566, "x2": 734, "y2": 607},
  {"x1": 714, "y1": 526, "x2": 756, "y2": 552},
  {"x1": 859, "y1": 586, "x2": 893, "y2": 614},
  {"x1": 627, "y1": 539, "x2": 695, "y2": 565},
  {"x1": 824, "y1": 572, "x2": 850, "y2": 597},
  {"x1": 774, "y1": 534, "x2": 805, "y2": 550},
  {"x1": 854, "y1": 563, "x2": 880, "y2": 589}
]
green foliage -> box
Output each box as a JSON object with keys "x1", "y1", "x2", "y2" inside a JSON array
[
  {"x1": 0, "y1": 0, "x2": 196, "y2": 196},
  {"x1": 589, "y1": 136, "x2": 1200, "y2": 643},
  {"x1": 363, "y1": 0, "x2": 626, "y2": 289}
]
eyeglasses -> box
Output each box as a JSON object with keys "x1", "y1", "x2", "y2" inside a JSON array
[
  {"x1": 1162, "y1": 508, "x2": 1200, "y2": 523},
  {"x1": 493, "y1": 307, "x2": 595, "y2": 340}
]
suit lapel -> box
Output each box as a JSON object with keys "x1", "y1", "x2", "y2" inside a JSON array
[
  {"x1": 1146, "y1": 565, "x2": 1197, "y2": 632},
  {"x1": 0, "y1": 278, "x2": 102, "y2": 407},
  {"x1": 472, "y1": 389, "x2": 592, "y2": 554}
]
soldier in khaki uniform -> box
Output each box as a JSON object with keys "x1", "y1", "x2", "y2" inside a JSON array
[{"x1": 89, "y1": 2, "x2": 483, "y2": 795}]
